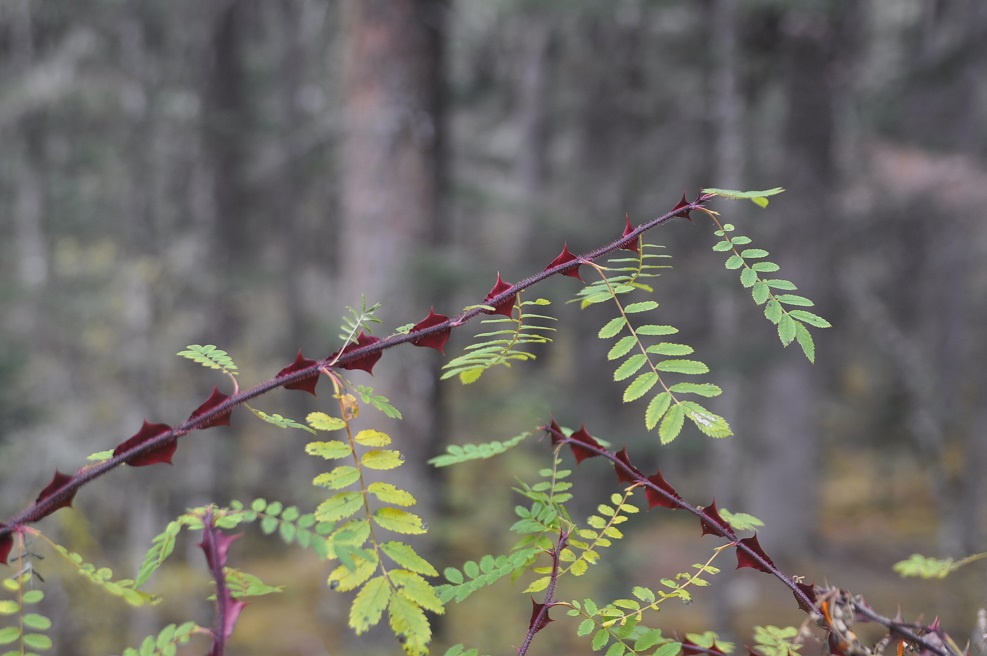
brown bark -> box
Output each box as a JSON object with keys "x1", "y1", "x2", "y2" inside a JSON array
[{"x1": 339, "y1": 0, "x2": 448, "y2": 505}]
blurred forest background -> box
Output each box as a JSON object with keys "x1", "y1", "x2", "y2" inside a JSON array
[{"x1": 2, "y1": 0, "x2": 987, "y2": 654}]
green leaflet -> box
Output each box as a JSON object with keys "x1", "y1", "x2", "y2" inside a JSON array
[
  {"x1": 624, "y1": 372, "x2": 659, "y2": 402},
  {"x1": 355, "y1": 429, "x2": 392, "y2": 446},
  {"x1": 380, "y1": 542, "x2": 438, "y2": 576},
  {"x1": 645, "y1": 393, "x2": 672, "y2": 430},
  {"x1": 350, "y1": 575, "x2": 391, "y2": 633},
  {"x1": 703, "y1": 186, "x2": 785, "y2": 207},
  {"x1": 709, "y1": 217, "x2": 829, "y2": 362},
  {"x1": 441, "y1": 297, "x2": 555, "y2": 384},
  {"x1": 361, "y1": 449, "x2": 404, "y2": 470},
  {"x1": 328, "y1": 553, "x2": 380, "y2": 592},
  {"x1": 306, "y1": 440, "x2": 353, "y2": 459},
  {"x1": 428, "y1": 431, "x2": 532, "y2": 467},
  {"x1": 317, "y1": 492, "x2": 364, "y2": 523},
  {"x1": 307, "y1": 412, "x2": 346, "y2": 431},
  {"x1": 389, "y1": 570, "x2": 443, "y2": 613},
  {"x1": 313, "y1": 466, "x2": 362, "y2": 490},
  {"x1": 389, "y1": 591, "x2": 432, "y2": 656},
  {"x1": 135, "y1": 521, "x2": 181, "y2": 588},
  {"x1": 176, "y1": 344, "x2": 239, "y2": 375},
  {"x1": 51, "y1": 545, "x2": 157, "y2": 607},
  {"x1": 251, "y1": 408, "x2": 316, "y2": 434},
  {"x1": 367, "y1": 482, "x2": 416, "y2": 507},
  {"x1": 373, "y1": 508, "x2": 426, "y2": 535},
  {"x1": 659, "y1": 405, "x2": 685, "y2": 444}
]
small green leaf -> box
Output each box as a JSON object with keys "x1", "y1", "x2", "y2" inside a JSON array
[
  {"x1": 764, "y1": 300, "x2": 783, "y2": 324},
  {"x1": 765, "y1": 279, "x2": 798, "y2": 290},
  {"x1": 724, "y1": 255, "x2": 744, "y2": 270},
  {"x1": 659, "y1": 405, "x2": 685, "y2": 444},
  {"x1": 740, "y1": 248, "x2": 769, "y2": 259},
  {"x1": 788, "y1": 309, "x2": 831, "y2": 328},
  {"x1": 373, "y1": 508, "x2": 426, "y2": 535},
  {"x1": 443, "y1": 567, "x2": 464, "y2": 584},
  {"x1": 380, "y1": 542, "x2": 437, "y2": 576},
  {"x1": 614, "y1": 354, "x2": 649, "y2": 381},
  {"x1": 794, "y1": 322, "x2": 815, "y2": 363},
  {"x1": 578, "y1": 619, "x2": 596, "y2": 637},
  {"x1": 752, "y1": 281, "x2": 770, "y2": 305},
  {"x1": 624, "y1": 301, "x2": 659, "y2": 314},
  {"x1": 778, "y1": 314, "x2": 797, "y2": 346},
  {"x1": 354, "y1": 429, "x2": 392, "y2": 447},
  {"x1": 592, "y1": 628, "x2": 610, "y2": 651},
  {"x1": 646, "y1": 343, "x2": 694, "y2": 357},
  {"x1": 636, "y1": 325, "x2": 678, "y2": 336},
  {"x1": 740, "y1": 268, "x2": 757, "y2": 288},
  {"x1": 681, "y1": 402, "x2": 732, "y2": 438},
  {"x1": 0, "y1": 627, "x2": 20, "y2": 645},
  {"x1": 667, "y1": 382, "x2": 721, "y2": 398},
  {"x1": 307, "y1": 412, "x2": 346, "y2": 431},
  {"x1": 367, "y1": 482, "x2": 416, "y2": 506},
  {"x1": 0, "y1": 601, "x2": 19, "y2": 615},
  {"x1": 21, "y1": 614, "x2": 51, "y2": 631},
  {"x1": 599, "y1": 317, "x2": 627, "y2": 339},
  {"x1": 389, "y1": 570, "x2": 443, "y2": 613},
  {"x1": 313, "y1": 466, "x2": 361, "y2": 490},
  {"x1": 712, "y1": 240, "x2": 734, "y2": 252},
  {"x1": 608, "y1": 336, "x2": 638, "y2": 360},
  {"x1": 316, "y1": 492, "x2": 364, "y2": 522},
  {"x1": 751, "y1": 261, "x2": 780, "y2": 273},
  {"x1": 349, "y1": 575, "x2": 391, "y2": 633},
  {"x1": 362, "y1": 449, "x2": 404, "y2": 470},
  {"x1": 305, "y1": 440, "x2": 353, "y2": 460},
  {"x1": 624, "y1": 372, "x2": 659, "y2": 402},
  {"x1": 645, "y1": 392, "x2": 672, "y2": 430},
  {"x1": 655, "y1": 359, "x2": 709, "y2": 375},
  {"x1": 775, "y1": 294, "x2": 814, "y2": 307},
  {"x1": 22, "y1": 632, "x2": 52, "y2": 650}
]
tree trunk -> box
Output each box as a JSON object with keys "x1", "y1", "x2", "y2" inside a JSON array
[{"x1": 339, "y1": 0, "x2": 448, "y2": 508}]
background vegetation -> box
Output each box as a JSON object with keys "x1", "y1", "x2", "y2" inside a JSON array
[{"x1": 1, "y1": 0, "x2": 986, "y2": 653}]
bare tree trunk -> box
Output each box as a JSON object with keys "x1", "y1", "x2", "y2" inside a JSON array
[
  {"x1": 747, "y1": 8, "x2": 839, "y2": 561},
  {"x1": 339, "y1": 0, "x2": 448, "y2": 508},
  {"x1": 706, "y1": 0, "x2": 745, "y2": 639}
]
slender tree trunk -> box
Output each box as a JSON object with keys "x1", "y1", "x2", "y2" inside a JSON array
[{"x1": 339, "y1": 0, "x2": 448, "y2": 508}]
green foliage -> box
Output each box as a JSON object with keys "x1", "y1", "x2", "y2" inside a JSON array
[
  {"x1": 702, "y1": 187, "x2": 785, "y2": 208},
  {"x1": 305, "y1": 390, "x2": 442, "y2": 656},
  {"x1": 573, "y1": 243, "x2": 669, "y2": 308},
  {"x1": 119, "y1": 621, "x2": 202, "y2": 656},
  {"x1": 427, "y1": 430, "x2": 533, "y2": 467},
  {"x1": 708, "y1": 218, "x2": 829, "y2": 363},
  {"x1": 526, "y1": 490, "x2": 640, "y2": 593},
  {"x1": 718, "y1": 508, "x2": 765, "y2": 532},
  {"x1": 583, "y1": 248, "x2": 730, "y2": 443},
  {"x1": 0, "y1": 573, "x2": 52, "y2": 654},
  {"x1": 441, "y1": 297, "x2": 556, "y2": 384},
  {"x1": 338, "y1": 295, "x2": 383, "y2": 345},
  {"x1": 176, "y1": 344, "x2": 239, "y2": 376},
  {"x1": 248, "y1": 407, "x2": 316, "y2": 434},
  {"x1": 752, "y1": 625, "x2": 801, "y2": 656},
  {"x1": 354, "y1": 385, "x2": 403, "y2": 420},
  {"x1": 50, "y1": 543, "x2": 157, "y2": 607},
  {"x1": 436, "y1": 550, "x2": 540, "y2": 604},
  {"x1": 892, "y1": 552, "x2": 987, "y2": 579}
]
